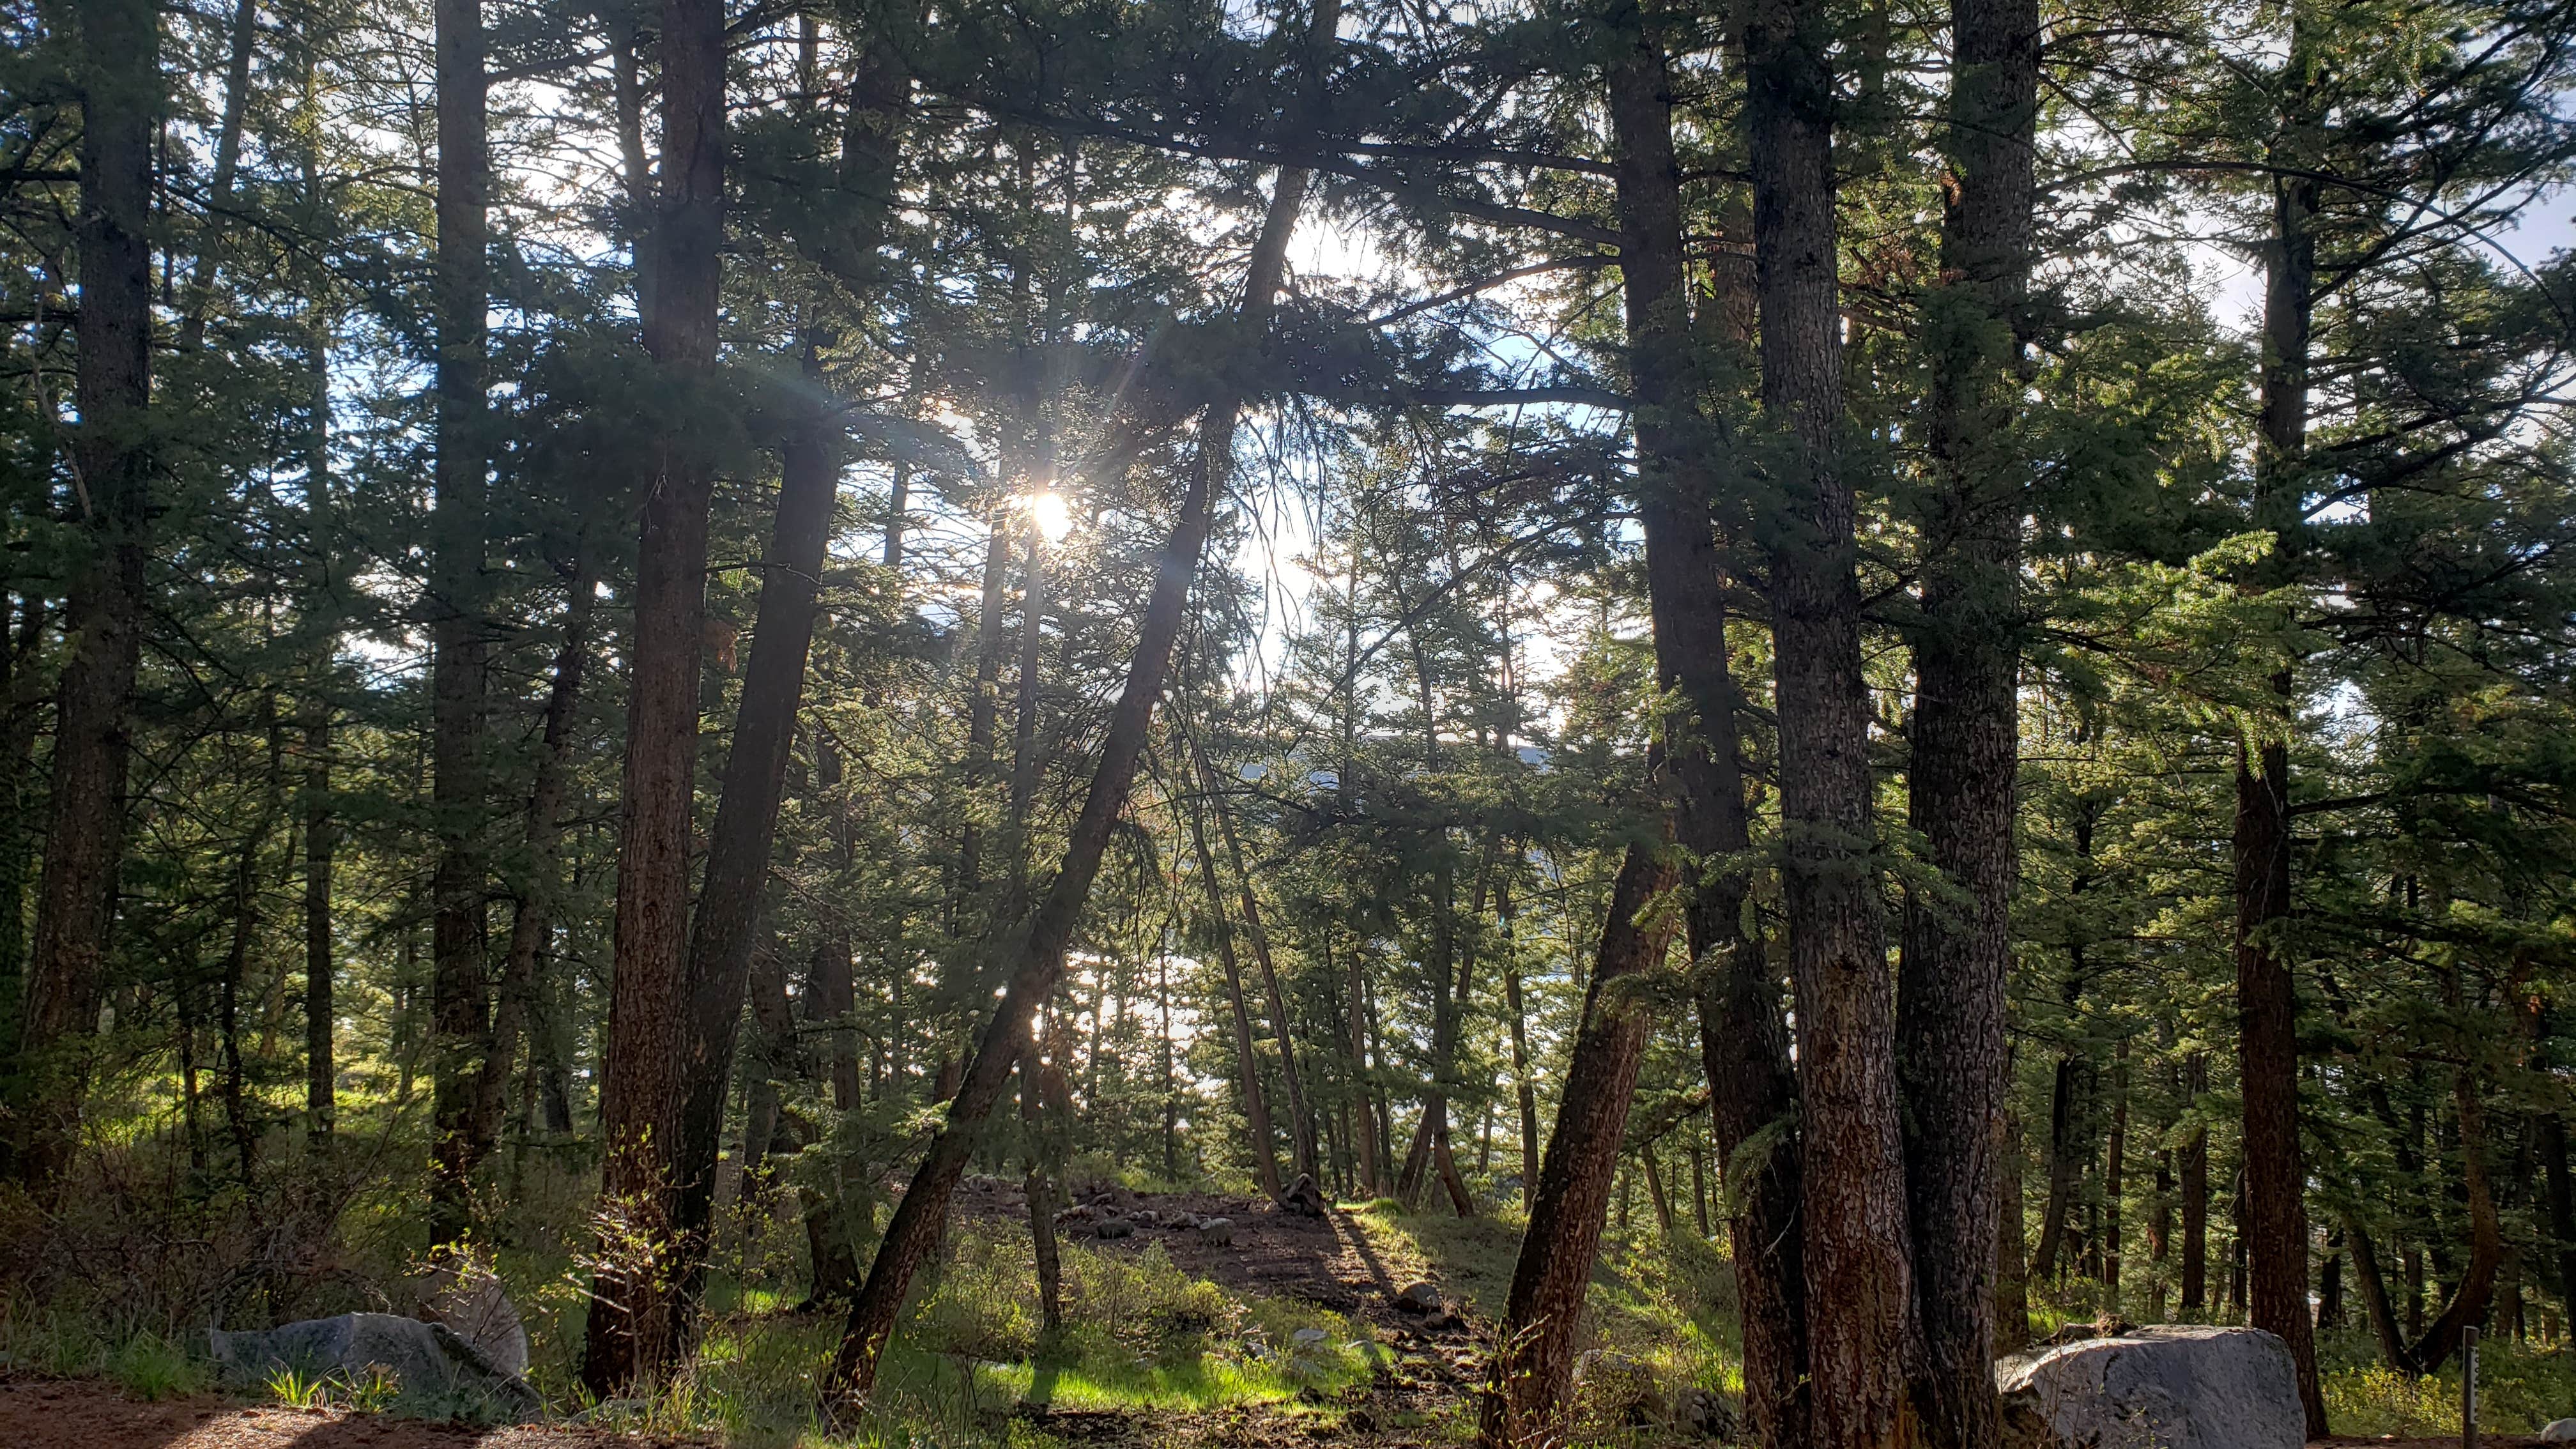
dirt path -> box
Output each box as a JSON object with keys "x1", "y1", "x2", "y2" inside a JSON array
[
  {"x1": 0, "y1": 1376, "x2": 712, "y2": 1449},
  {"x1": 952, "y1": 1181, "x2": 1423, "y2": 1317}
]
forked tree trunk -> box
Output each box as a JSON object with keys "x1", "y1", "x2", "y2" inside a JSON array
[
  {"x1": 1476, "y1": 839, "x2": 1678, "y2": 1448},
  {"x1": 824, "y1": 37, "x2": 1327, "y2": 1387},
  {"x1": 8, "y1": 0, "x2": 157, "y2": 1192},
  {"x1": 1898, "y1": 0, "x2": 2034, "y2": 1429},
  {"x1": 427, "y1": 0, "x2": 494, "y2": 1252},
  {"x1": 1742, "y1": 0, "x2": 1916, "y2": 1438},
  {"x1": 1602, "y1": 16, "x2": 1806, "y2": 1446},
  {"x1": 581, "y1": 0, "x2": 727, "y2": 1394}
]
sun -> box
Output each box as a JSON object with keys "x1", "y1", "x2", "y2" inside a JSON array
[{"x1": 1025, "y1": 491, "x2": 1074, "y2": 545}]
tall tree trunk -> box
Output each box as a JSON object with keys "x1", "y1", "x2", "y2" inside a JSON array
[
  {"x1": 1501, "y1": 882, "x2": 1540, "y2": 1194},
  {"x1": 1898, "y1": 0, "x2": 2034, "y2": 1430},
  {"x1": 582, "y1": 0, "x2": 727, "y2": 1393},
  {"x1": 1184, "y1": 776, "x2": 1281, "y2": 1198},
  {"x1": 1021, "y1": 1043, "x2": 1066, "y2": 1337},
  {"x1": 427, "y1": 0, "x2": 493, "y2": 1252},
  {"x1": 1190, "y1": 724, "x2": 1317, "y2": 1181},
  {"x1": 2236, "y1": 742, "x2": 2321, "y2": 1421},
  {"x1": 1997, "y1": 1103, "x2": 2028, "y2": 1350},
  {"x1": 1345, "y1": 933, "x2": 1381, "y2": 1195},
  {"x1": 824, "y1": 31, "x2": 1326, "y2": 1386},
  {"x1": 1741, "y1": 0, "x2": 1915, "y2": 1438},
  {"x1": 2033, "y1": 1054, "x2": 2082, "y2": 1279},
  {"x1": 2344, "y1": 1215, "x2": 2416, "y2": 1370},
  {"x1": 8, "y1": 0, "x2": 157, "y2": 1191},
  {"x1": 1476, "y1": 840, "x2": 1679, "y2": 1448},
  {"x1": 302, "y1": 304, "x2": 337, "y2": 1154},
  {"x1": 1605, "y1": 17, "x2": 1810, "y2": 1441},
  {"x1": 2407, "y1": 988, "x2": 2505, "y2": 1371},
  {"x1": 471, "y1": 553, "x2": 594, "y2": 1158},
  {"x1": 176, "y1": 0, "x2": 259, "y2": 353},
  {"x1": 665, "y1": 337, "x2": 843, "y2": 1340},
  {"x1": 2105, "y1": 1041, "x2": 2129, "y2": 1307},
  {"x1": 2183, "y1": 1053, "x2": 2209, "y2": 1313},
  {"x1": 2236, "y1": 24, "x2": 2327, "y2": 1414}
]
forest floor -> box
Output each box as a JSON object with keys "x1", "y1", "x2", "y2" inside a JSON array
[{"x1": 5, "y1": 1181, "x2": 2492, "y2": 1449}]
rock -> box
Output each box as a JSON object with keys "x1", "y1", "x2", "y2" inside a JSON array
[
  {"x1": 1197, "y1": 1216, "x2": 1234, "y2": 1246},
  {"x1": 1673, "y1": 1386, "x2": 1739, "y2": 1441},
  {"x1": 210, "y1": 1313, "x2": 540, "y2": 1423},
  {"x1": 1572, "y1": 1351, "x2": 1666, "y2": 1428},
  {"x1": 1997, "y1": 1324, "x2": 2303, "y2": 1449},
  {"x1": 2542, "y1": 1420, "x2": 2576, "y2": 1443},
  {"x1": 1292, "y1": 1328, "x2": 1330, "y2": 1348},
  {"x1": 1280, "y1": 1172, "x2": 1329, "y2": 1217},
  {"x1": 412, "y1": 1257, "x2": 528, "y2": 1377},
  {"x1": 1092, "y1": 1216, "x2": 1136, "y2": 1240},
  {"x1": 1395, "y1": 1282, "x2": 1441, "y2": 1314}
]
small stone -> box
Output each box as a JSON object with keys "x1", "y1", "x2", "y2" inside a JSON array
[{"x1": 1292, "y1": 1328, "x2": 1330, "y2": 1347}]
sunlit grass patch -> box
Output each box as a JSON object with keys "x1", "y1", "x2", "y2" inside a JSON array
[{"x1": 2321, "y1": 1342, "x2": 2576, "y2": 1438}]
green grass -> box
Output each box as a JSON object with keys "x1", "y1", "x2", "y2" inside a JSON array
[{"x1": 2320, "y1": 1340, "x2": 2576, "y2": 1438}]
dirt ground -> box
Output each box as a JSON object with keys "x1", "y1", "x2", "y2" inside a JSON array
[
  {"x1": 6, "y1": 1374, "x2": 2539, "y2": 1449},
  {"x1": 0, "y1": 1376, "x2": 715, "y2": 1449}
]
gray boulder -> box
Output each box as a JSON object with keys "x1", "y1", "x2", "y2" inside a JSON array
[
  {"x1": 413, "y1": 1259, "x2": 528, "y2": 1377},
  {"x1": 210, "y1": 1312, "x2": 540, "y2": 1423},
  {"x1": 1997, "y1": 1324, "x2": 2303, "y2": 1449}
]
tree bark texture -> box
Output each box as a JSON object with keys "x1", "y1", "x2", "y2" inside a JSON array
[
  {"x1": 1897, "y1": 0, "x2": 2035, "y2": 1430},
  {"x1": 1742, "y1": 0, "x2": 1917, "y2": 1439},
  {"x1": 666, "y1": 343, "x2": 843, "y2": 1333},
  {"x1": 427, "y1": 0, "x2": 494, "y2": 1251},
  {"x1": 581, "y1": 0, "x2": 727, "y2": 1393},
  {"x1": 10, "y1": 0, "x2": 157, "y2": 1190},
  {"x1": 1476, "y1": 839, "x2": 1678, "y2": 1449},
  {"x1": 2235, "y1": 746, "x2": 2325, "y2": 1431},
  {"x1": 1602, "y1": 18, "x2": 1807, "y2": 1448}
]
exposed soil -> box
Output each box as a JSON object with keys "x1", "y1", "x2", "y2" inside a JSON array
[
  {"x1": 949, "y1": 1180, "x2": 1486, "y2": 1347},
  {"x1": 0, "y1": 1375, "x2": 714, "y2": 1449}
]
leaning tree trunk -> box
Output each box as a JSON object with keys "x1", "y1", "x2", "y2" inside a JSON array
[
  {"x1": 1741, "y1": 0, "x2": 1916, "y2": 1440},
  {"x1": 8, "y1": 0, "x2": 157, "y2": 1192},
  {"x1": 824, "y1": 54, "x2": 1327, "y2": 1390},
  {"x1": 581, "y1": 0, "x2": 726, "y2": 1394},
  {"x1": 665, "y1": 334, "x2": 843, "y2": 1339},
  {"x1": 426, "y1": 0, "x2": 494, "y2": 1252},
  {"x1": 1897, "y1": 0, "x2": 2034, "y2": 1429},
  {"x1": 1602, "y1": 17, "x2": 1807, "y2": 1448},
  {"x1": 1476, "y1": 839, "x2": 1679, "y2": 1448}
]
